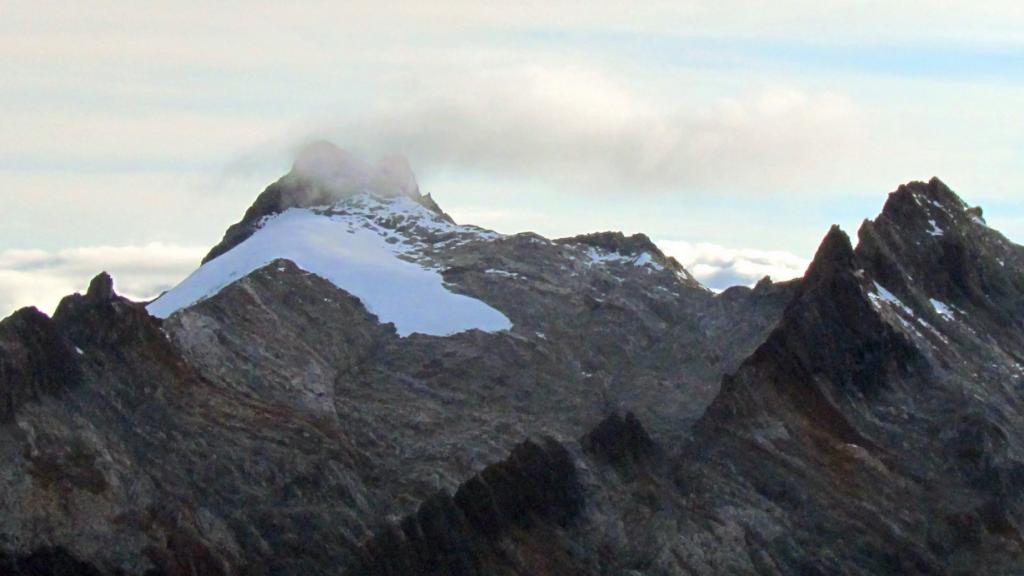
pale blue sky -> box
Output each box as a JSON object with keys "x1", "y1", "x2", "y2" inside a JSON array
[{"x1": 1, "y1": 1, "x2": 1022, "y2": 313}]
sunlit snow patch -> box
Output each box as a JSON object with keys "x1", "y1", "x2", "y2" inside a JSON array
[
  {"x1": 930, "y1": 298, "x2": 956, "y2": 321},
  {"x1": 632, "y1": 252, "x2": 665, "y2": 271},
  {"x1": 582, "y1": 247, "x2": 665, "y2": 272},
  {"x1": 147, "y1": 206, "x2": 512, "y2": 337},
  {"x1": 867, "y1": 282, "x2": 950, "y2": 345},
  {"x1": 868, "y1": 282, "x2": 913, "y2": 316}
]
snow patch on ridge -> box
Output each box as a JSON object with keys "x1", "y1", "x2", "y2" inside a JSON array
[
  {"x1": 930, "y1": 298, "x2": 958, "y2": 321},
  {"x1": 868, "y1": 282, "x2": 913, "y2": 316},
  {"x1": 582, "y1": 247, "x2": 665, "y2": 272},
  {"x1": 147, "y1": 197, "x2": 512, "y2": 337},
  {"x1": 632, "y1": 252, "x2": 665, "y2": 271},
  {"x1": 867, "y1": 282, "x2": 951, "y2": 345},
  {"x1": 485, "y1": 269, "x2": 522, "y2": 279}
]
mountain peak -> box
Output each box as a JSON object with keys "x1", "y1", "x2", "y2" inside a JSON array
[
  {"x1": 202, "y1": 144, "x2": 444, "y2": 264},
  {"x1": 291, "y1": 141, "x2": 420, "y2": 200},
  {"x1": 873, "y1": 177, "x2": 975, "y2": 239},
  {"x1": 8, "y1": 173, "x2": 1024, "y2": 573},
  {"x1": 887, "y1": 177, "x2": 963, "y2": 211},
  {"x1": 85, "y1": 271, "x2": 116, "y2": 303},
  {"x1": 53, "y1": 271, "x2": 172, "y2": 351},
  {"x1": 803, "y1": 224, "x2": 855, "y2": 284}
]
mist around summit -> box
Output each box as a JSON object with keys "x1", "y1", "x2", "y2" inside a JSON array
[{"x1": 4, "y1": 3, "x2": 1024, "y2": 573}]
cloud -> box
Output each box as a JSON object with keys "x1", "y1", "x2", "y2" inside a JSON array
[
  {"x1": 305, "y1": 66, "x2": 865, "y2": 196},
  {"x1": 0, "y1": 243, "x2": 205, "y2": 317},
  {"x1": 5, "y1": 2, "x2": 1024, "y2": 58},
  {"x1": 657, "y1": 240, "x2": 809, "y2": 290},
  {"x1": 2, "y1": 0, "x2": 1021, "y2": 283}
]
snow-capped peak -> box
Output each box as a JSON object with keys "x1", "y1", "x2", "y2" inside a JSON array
[{"x1": 148, "y1": 193, "x2": 511, "y2": 337}]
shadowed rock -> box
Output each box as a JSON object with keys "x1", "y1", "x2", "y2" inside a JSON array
[
  {"x1": 0, "y1": 307, "x2": 81, "y2": 421},
  {"x1": 581, "y1": 411, "x2": 656, "y2": 474},
  {"x1": 3, "y1": 175, "x2": 1022, "y2": 574},
  {"x1": 0, "y1": 546, "x2": 104, "y2": 576},
  {"x1": 347, "y1": 437, "x2": 585, "y2": 576}
]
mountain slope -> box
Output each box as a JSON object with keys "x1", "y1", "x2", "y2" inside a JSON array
[
  {"x1": 0, "y1": 150, "x2": 797, "y2": 575},
  {"x1": 4, "y1": 146, "x2": 1021, "y2": 574},
  {"x1": 674, "y1": 181, "x2": 1024, "y2": 573},
  {"x1": 344, "y1": 178, "x2": 1024, "y2": 576}
]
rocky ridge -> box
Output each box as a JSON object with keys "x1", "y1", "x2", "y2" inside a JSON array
[{"x1": 1, "y1": 160, "x2": 1021, "y2": 575}]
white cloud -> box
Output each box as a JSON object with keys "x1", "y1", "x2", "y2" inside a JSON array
[
  {"x1": 1, "y1": 0, "x2": 1021, "y2": 278},
  {"x1": 308, "y1": 66, "x2": 865, "y2": 195},
  {"x1": 0, "y1": 109, "x2": 292, "y2": 168},
  {"x1": 4, "y1": 2, "x2": 1023, "y2": 57},
  {"x1": 658, "y1": 240, "x2": 809, "y2": 290},
  {"x1": 0, "y1": 243, "x2": 205, "y2": 317}
]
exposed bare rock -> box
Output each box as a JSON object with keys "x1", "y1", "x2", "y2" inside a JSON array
[
  {"x1": 555, "y1": 231, "x2": 700, "y2": 287},
  {"x1": 0, "y1": 546, "x2": 104, "y2": 576},
  {"x1": 346, "y1": 437, "x2": 585, "y2": 576},
  {"x1": 0, "y1": 307, "x2": 81, "y2": 422},
  {"x1": 581, "y1": 411, "x2": 656, "y2": 473},
  {"x1": 5, "y1": 161, "x2": 1023, "y2": 575}
]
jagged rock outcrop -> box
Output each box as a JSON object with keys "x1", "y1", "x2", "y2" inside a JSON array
[
  {"x1": 0, "y1": 307, "x2": 81, "y2": 422},
  {"x1": 161, "y1": 259, "x2": 394, "y2": 413},
  {"x1": 0, "y1": 176, "x2": 792, "y2": 575},
  {"x1": 856, "y1": 177, "x2": 1024, "y2": 358},
  {"x1": 344, "y1": 178, "x2": 1024, "y2": 575},
  {"x1": 581, "y1": 411, "x2": 656, "y2": 473},
  {"x1": 699, "y1": 225, "x2": 926, "y2": 439},
  {"x1": 672, "y1": 179, "x2": 1024, "y2": 574},
  {"x1": 346, "y1": 437, "x2": 584, "y2": 576},
  {"x1": 3, "y1": 162, "x2": 1023, "y2": 575},
  {"x1": 52, "y1": 272, "x2": 173, "y2": 354}
]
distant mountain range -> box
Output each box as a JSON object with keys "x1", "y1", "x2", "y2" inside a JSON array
[{"x1": 2, "y1": 142, "x2": 1022, "y2": 575}]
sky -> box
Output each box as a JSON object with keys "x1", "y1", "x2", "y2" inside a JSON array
[{"x1": 2, "y1": 1, "x2": 1023, "y2": 315}]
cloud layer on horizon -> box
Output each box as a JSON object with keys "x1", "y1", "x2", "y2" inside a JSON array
[
  {"x1": 0, "y1": 235, "x2": 811, "y2": 318},
  {"x1": 0, "y1": 244, "x2": 205, "y2": 316},
  {"x1": 1, "y1": 1, "x2": 1022, "y2": 314},
  {"x1": 658, "y1": 240, "x2": 809, "y2": 289}
]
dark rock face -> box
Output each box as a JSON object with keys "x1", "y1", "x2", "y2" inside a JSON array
[
  {"x1": 0, "y1": 546, "x2": 104, "y2": 576},
  {"x1": 700, "y1": 225, "x2": 925, "y2": 439},
  {"x1": 673, "y1": 180, "x2": 1024, "y2": 573},
  {"x1": 0, "y1": 307, "x2": 81, "y2": 421},
  {"x1": 582, "y1": 411, "x2": 656, "y2": 473},
  {"x1": 346, "y1": 437, "x2": 585, "y2": 576},
  {"x1": 1, "y1": 243, "x2": 784, "y2": 575},
  {"x1": 857, "y1": 177, "x2": 1024, "y2": 357},
  {"x1": 3, "y1": 172, "x2": 1023, "y2": 575},
  {"x1": 52, "y1": 272, "x2": 172, "y2": 354}
]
